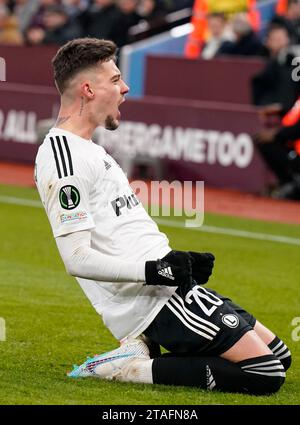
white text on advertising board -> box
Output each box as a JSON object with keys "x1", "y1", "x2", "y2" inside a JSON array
[{"x1": 96, "y1": 121, "x2": 254, "y2": 169}]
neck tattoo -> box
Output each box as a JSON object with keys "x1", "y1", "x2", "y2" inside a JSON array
[
  {"x1": 56, "y1": 116, "x2": 71, "y2": 126},
  {"x1": 79, "y1": 97, "x2": 84, "y2": 116}
]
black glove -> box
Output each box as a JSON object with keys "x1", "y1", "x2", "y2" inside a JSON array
[
  {"x1": 163, "y1": 250, "x2": 215, "y2": 285},
  {"x1": 145, "y1": 251, "x2": 192, "y2": 287},
  {"x1": 188, "y1": 251, "x2": 215, "y2": 285}
]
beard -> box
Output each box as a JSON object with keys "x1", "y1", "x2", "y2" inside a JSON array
[{"x1": 105, "y1": 115, "x2": 119, "y2": 131}]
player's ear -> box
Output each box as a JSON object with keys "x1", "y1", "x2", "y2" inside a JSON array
[{"x1": 81, "y1": 82, "x2": 94, "y2": 99}]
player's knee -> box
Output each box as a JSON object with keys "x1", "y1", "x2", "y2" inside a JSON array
[
  {"x1": 248, "y1": 372, "x2": 285, "y2": 395},
  {"x1": 260, "y1": 373, "x2": 286, "y2": 395},
  {"x1": 239, "y1": 354, "x2": 286, "y2": 395}
]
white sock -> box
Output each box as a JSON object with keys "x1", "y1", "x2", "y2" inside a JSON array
[{"x1": 119, "y1": 358, "x2": 154, "y2": 384}]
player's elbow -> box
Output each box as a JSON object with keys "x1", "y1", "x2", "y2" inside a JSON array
[
  {"x1": 56, "y1": 232, "x2": 92, "y2": 278},
  {"x1": 63, "y1": 256, "x2": 79, "y2": 277},
  {"x1": 63, "y1": 246, "x2": 86, "y2": 277}
]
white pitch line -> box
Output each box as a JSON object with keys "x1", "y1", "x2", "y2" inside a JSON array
[
  {"x1": 1, "y1": 195, "x2": 300, "y2": 247},
  {"x1": 0, "y1": 195, "x2": 42, "y2": 208},
  {"x1": 155, "y1": 218, "x2": 300, "y2": 246}
]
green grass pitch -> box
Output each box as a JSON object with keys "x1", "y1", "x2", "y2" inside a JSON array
[{"x1": 0, "y1": 183, "x2": 299, "y2": 405}]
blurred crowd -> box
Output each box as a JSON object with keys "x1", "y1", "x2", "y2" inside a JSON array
[
  {"x1": 200, "y1": 4, "x2": 300, "y2": 112},
  {"x1": 1, "y1": 0, "x2": 300, "y2": 199},
  {"x1": 199, "y1": 1, "x2": 300, "y2": 200},
  {"x1": 0, "y1": 0, "x2": 193, "y2": 47}
]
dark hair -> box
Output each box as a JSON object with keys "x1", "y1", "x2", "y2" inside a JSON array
[
  {"x1": 52, "y1": 38, "x2": 117, "y2": 94},
  {"x1": 45, "y1": 5, "x2": 68, "y2": 17},
  {"x1": 267, "y1": 23, "x2": 290, "y2": 38}
]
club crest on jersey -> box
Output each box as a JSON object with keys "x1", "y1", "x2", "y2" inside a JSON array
[
  {"x1": 59, "y1": 185, "x2": 80, "y2": 210},
  {"x1": 111, "y1": 193, "x2": 140, "y2": 216},
  {"x1": 221, "y1": 314, "x2": 239, "y2": 328}
]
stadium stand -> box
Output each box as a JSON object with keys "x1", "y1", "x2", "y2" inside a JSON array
[{"x1": 1, "y1": 0, "x2": 300, "y2": 199}]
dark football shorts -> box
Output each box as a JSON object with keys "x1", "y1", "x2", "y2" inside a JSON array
[{"x1": 144, "y1": 283, "x2": 256, "y2": 356}]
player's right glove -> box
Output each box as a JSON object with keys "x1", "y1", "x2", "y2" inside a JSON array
[
  {"x1": 162, "y1": 250, "x2": 215, "y2": 285},
  {"x1": 188, "y1": 251, "x2": 215, "y2": 285},
  {"x1": 145, "y1": 251, "x2": 192, "y2": 287}
]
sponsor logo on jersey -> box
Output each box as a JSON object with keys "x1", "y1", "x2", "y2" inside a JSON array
[
  {"x1": 59, "y1": 185, "x2": 80, "y2": 210},
  {"x1": 111, "y1": 193, "x2": 140, "y2": 216},
  {"x1": 60, "y1": 211, "x2": 87, "y2": 223},
  {"x1": 221, "y1": 314, "x2": 239, "y2": 328}
]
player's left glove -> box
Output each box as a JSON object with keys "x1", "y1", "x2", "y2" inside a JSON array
[
  {"x1": 145, "y1": 251, "x2": 192, "y2": 287},
  {"x1": 163, "y1": 250, "x2": 215, "y2": 285}
]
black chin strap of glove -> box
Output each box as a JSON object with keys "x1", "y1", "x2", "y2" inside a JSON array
[{"x1": 145, "y1": 251, "x2": 192, "y2": 287}]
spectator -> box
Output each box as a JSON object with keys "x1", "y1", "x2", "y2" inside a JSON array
[
  {"x1": 201, "y1": 12, "x2": 233, "y2": 60},
  {"x1": 13, "y1": 0, "x2": 39, "y2": 33},
  {"x1": 271, "y1": 0, "x2": 300, "y2": 44},
  {"x1": 0, "y1": 4, "x2": 23, "y2": 44},
  {"x1": 218, "y1": 13, "x2": 264, "y2": 57},
  {"x1": 137, "y1": 0, "x2": 166, "y2": 23},
  {"x1": 255, "y1": 100, "x2": 300, "y2": 200},
  {"x1": 116, "y1": 0, "x2": 141, "y2": 46},
  {"x1": 252, "y1": 25, "x2": 300, "y2": 112},
  {"x1": 29, "y1": 0, "x2": 60, "y2": 29},
  {"x1": 26, "y1": 5, "x2": 82, "y2": 45},
  {"x1": 44, "y1": 5, "x2": 82, "y2": 43},
  {"x1": 166, "y1": 0, "x2": 193, "y2": 12},
  {"x1": 62, "y1": 0, "x2": 89, "y2": 18},
  {"x1": 61, "y1": 1, "x2": 88, "y2": 41},
  {"x1": 80, "y1": 0, "x2": 124, "y2": 46},
  {"x1": 131, "y1": 0, "x2": 167, "y2": 37},
  {"x1": 25, "y1": 25, "x2": 45, "y2": 45}
]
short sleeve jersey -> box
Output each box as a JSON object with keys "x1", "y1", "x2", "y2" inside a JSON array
[{"x1": 35, "y1": 128, "x2": 177, "y2": 340}]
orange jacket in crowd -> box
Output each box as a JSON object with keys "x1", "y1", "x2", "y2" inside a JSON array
[
  {"x1": 0, "y1": 14, "x2": 23, "y2": 45},
  {"x1": 281, "y1": 98, "x2": 300, "y2": 154},
  {"x1": 185, "y1": 0, "x2": 260, "y2": 57}
]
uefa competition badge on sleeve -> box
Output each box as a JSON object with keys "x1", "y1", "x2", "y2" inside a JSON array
[{"x1": 59, "y1": 185, "x2": 80, "y2": 210}]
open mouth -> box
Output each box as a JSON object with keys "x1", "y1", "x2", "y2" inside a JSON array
[
  {"x1": 117, "y1": 99, "x2": 125, "y2": 119},
  {"x1": 119, "y1": 96, "x2": 126, "y2": 106}
]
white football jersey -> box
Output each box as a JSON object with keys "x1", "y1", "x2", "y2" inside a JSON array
[{"x1": 35, "y1": 128, "x2": 177, "y2": 340}]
